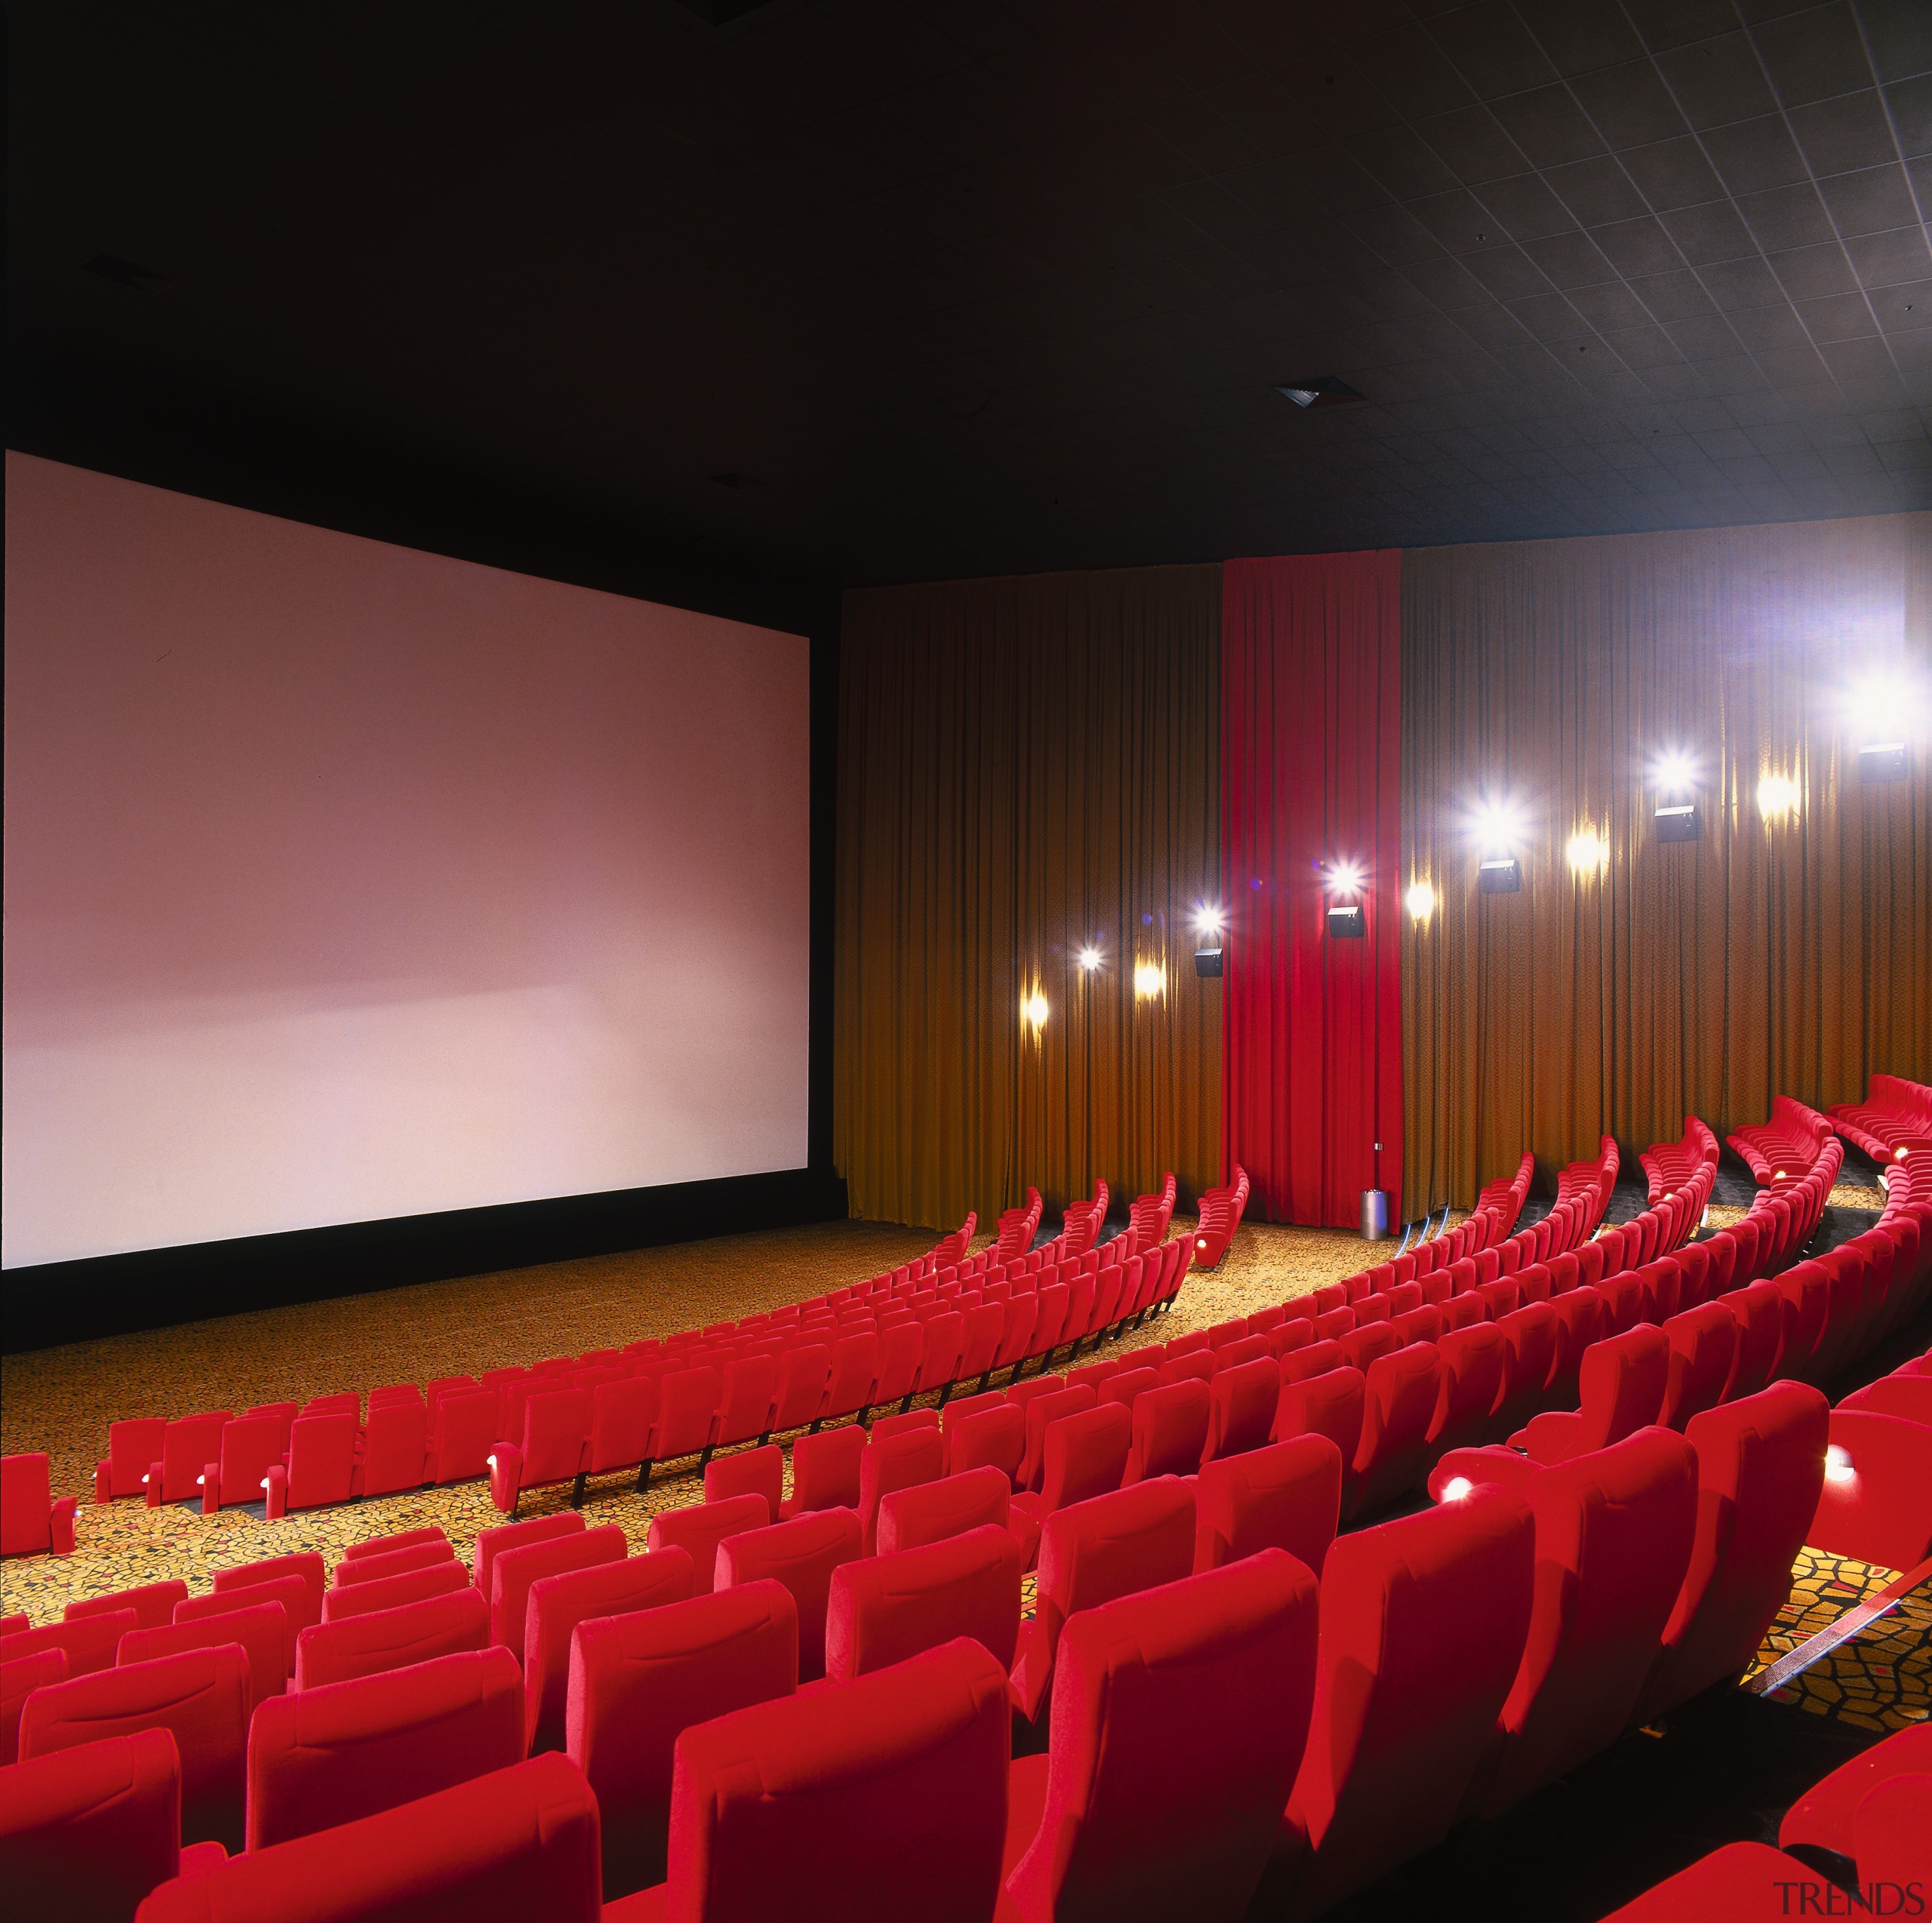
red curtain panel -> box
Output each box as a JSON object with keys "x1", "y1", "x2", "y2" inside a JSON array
[{"x1": 1221, "y1": 552, "x2": 1404, "y2": 1229}]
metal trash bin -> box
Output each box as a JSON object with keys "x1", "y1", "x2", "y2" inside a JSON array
[{"x1": 1361, "y1": 1189, "x2": 1389, "y2": 1242}]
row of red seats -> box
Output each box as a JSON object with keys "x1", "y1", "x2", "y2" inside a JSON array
[
  {"x1": 35, "y1": 1179, "x2": 1190, "y2": 1546},
  {"x1": 1602, "y1": 1720, "x2": 1930, "y2": 1916},
  {"x1": 1191, "y1": 1165, "x2": 1250, "y2": 1268},
  {"x1": 1, "y1": 1367, "x2": 1846, "y2": 1922},
  {"x1": 1829, "y1": 1072, "x2": 1932, "y2": 1164}
]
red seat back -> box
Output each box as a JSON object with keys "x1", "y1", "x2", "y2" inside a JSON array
[
  {"x1": 1347, "y1": 1343, "x2": 1442, "y2": 1518},
  {"x1": 121, "y1": 1604, "x2": 285, "y2": 1713},
  {"x1": 826, "y1": 1524, "x2": 1023, "y2": 1681},
  {"x1": 647, "y1": 1493, "x2": 770, "y2": 1596},
  {"x1": 878, "y1": 1465, "x2": 1011, "y2": 1554},
  {"x1": 320, "y1": 1559, "x2": 469, "y2": 1625},
  {"x1": 247, "y1": 1646, "x2": 522, "y2": 1849},
  {"x1": 705, "y1": 1442, "x2": 783, "y2": 1516},
  {"x1": 1202, "y1": 1358, "x2": 1281, "y2": 1465},
  {"x1": 1124, "y1": 1379, "x2": 1211, "y2": 1484},
  {"x1": 472, "y1": 1512, "x2": 584, "y2": 1598},
  {"x1": 294, "y1": 1586, "x2": 490, "y2": 1691},
  {"x1": 66, "y1": 1580, "x2": 186, "y2": 1633},
  {"x1": 715, "y1": 1509, "x2": 864, "y2": 1683},
  {"x1": 1194, "y1": 1433, "x2": 1343, "y2": 1577},
  {"x1": 784, "y1": 1426, "x2": 865, "y2": 1517},
  {"x1": 285, "y1": 1414, "x2": 358, "y2": 1509},
  {"x1": 491, "y1": 1525, "x2": 626, "y2": 1654}
]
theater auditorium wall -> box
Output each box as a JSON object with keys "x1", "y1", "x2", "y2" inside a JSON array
[{"x1": 837, "y1": 512, "x2": 1930, "y2": 1235}]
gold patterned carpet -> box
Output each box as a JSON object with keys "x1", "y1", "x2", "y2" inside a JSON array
[{"x1": 7, "y1": 1210, "x2": 1920, "y2": 1737}]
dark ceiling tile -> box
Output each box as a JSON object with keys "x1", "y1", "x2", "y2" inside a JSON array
[
  {"x1": 1629, "y1": 268, "x2": 1721, "y2": 320},
  {"x1": 1751, "y1": 5, "x2": 1879, "y2": 109},
  {"x1": 1416, "y1": 105, "x2": 1531, "y2": 183},
  {"x1": 1846, "y1": 225, "x2": 1932, "y2": 288},
  {"x1": 1623, "y1": 0, "x2": 1746, "y2": 56},
  {"x1": 1818, "y1": 336, "x2": 1904, "y2": 383},
  {"x1": 1350, "y1": 122, "x2": 1466, "y2": 198},
  {"x1": 1912, "y1": 154, "x2": 1932, "y2": 203},
  {"x1": 1701, "y1": 115, "x2": 1813, "y2": 196},
  {"x1": 1346, "y1": 201, "x2": 1454, "y2": 266},
  {"x1": 1571, "y1": 60, "x2": 1695, "y2": 147},
  {"x1": 1769, "y1": 239, "x2": 1860, "y2": 298},
  {"x1": 1746, "y1": 417, "x2": 1816, "y2": 454},
  {"x1": 1886, "y1": 75, "x2": 1932, "y2": 158},
  {"x1": 1737, "y1": 180, "x2": 1841, "y2": 250},
  {"x1": 1508, "y1": 289, "x2": 1591, "y2": 339},
  {"x1": 1398, "y1": 251, "x2": 1494, "y2": 307},
  {"x1": 1407, "y1": 186, "x2": 1500, "y2": 251},
  {"x1": 1345, "y1": 24, "x2": 1484, "y2": 119},
  {"x1": 1698, "y1": 253, "x2": 1788, "y2": 308},
  {"x1": 1507, "y1": 0, "x2": 1647, "y2": 76},
  {"x1": 1789, "y1": 90, "x2": 1907, "y2": 177},
  {"x1": 1487, "y1": 85, "x2": 1609, "y2": 167},
  {"x1": 1794, "y1": 290, "x2": 1881, "y2": 338},
  {"x1": 1727, "y1": 301, "x2": 1815, "y2": 349},
  {"x1": 1589, "y1": 214, "x2": 1686, "y2": 275},
  {"x1": 1426, "y1": 3, "x2": 1563, "y2": 97},
  {"x1": 1601, "y1": 325, "x2": 1684, "y2": 368},
  {"x1": 1546, "y1": 152, "x2": 1651, "y2": 223},
  {"x1": 1754, "y1": 343, "x2": 1834, "y2": 384},
  {"x1": 1870, "y1": 280, "x2": 1932, "y2": 331},
  {"x1": 1654, "y1": 34, "x2": 1781, "y2": 128},
  {"x1": 1521, "y1": 227, "x2": 1621, "y2": 286},
  {"x1": 1817, "y1": 163, "x2": 1922, "y2": 235},
  {"x1": 1658, "y1": 198, "x2": 1761, "y2": 263},
  {"x1": 1619, "y1": 135, "x2": 1729, "y2": 209},
  {"x1": 1567, "y1": 278, "x2": 1660, "y2": 329},
  {"x1": 1641, "y1": 360, "x2": 1718, "y2": 399},
  {"x1": 1463, "y1": 242, "x2": 1557, "y2": 298},
  {"x1": 1470, "y1": 170, "x2": 1580, "y2": 241},
  {"x1": 1665, "y1": 311, "x2": 1744, "y2": 355}
]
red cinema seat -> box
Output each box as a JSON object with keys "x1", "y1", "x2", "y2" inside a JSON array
[
  {"x1": 143, "y1": 1415, "x2": 230, "y2": 1509},
  {"x1": 204, "y1": 1414, "x2": 283, "y2": 1511},
  {"x1": 0, "y1": 1728, "x2": 219, "y2": 1923},
  {"x1": 1546, "y1": 1288, "x2": 1607, "y2": 1405},
  {"x1": 1467, "y1": 1426, "x2": 1697, "y2": 1818},
  {"x1": 1807, "y1": 1409, "x2": 1932, "y2": 1573},
  {"x1": 248, "y1": 1645, "x2": 523, "y2": 1848},
  {"x1": 567, "y1": 1580, "x2": 798, "y2": 1900},
  {"x1": 2, "y1": 1611, "x2": 135, "y2": 1680},
  {"x1": 1721, "y1": 1280, "x2": 1785, "y2": 1402},
  {"x1": 211, "y1": 1552, "x2": 325, "y2": 1632},
  {"x1": 1122, "y1": 1379, "x2": 1211, "y2": 1485},
  {"x1": 878, "y1": 1465, "x2": 1011, "y2": 1554},
  {"x1": 819, "y1": 1334, "x2": 880, "y2": 1425},
  {"x1": 1489, "y1": 1303, "x2": 1560, "y2": 1442},
  {"x1": 293, "y1": 1585, "x2": 490, "y2": 1691},
  {"x1": 1841, "y1": 1375, "x2": 1932, "y2": 1426},
  {"x1": 20, "y1": 1645, "x2": 250, "y2": 1851},
  {"x1": 648, "y1": 1494, "x2": 770, "y2": 1597},
  {"x1": 1777, "y1": 1721, "x2": 1932, "y2": 1867},
  {"x1": 715, "y1": 1509, "x2": 863, "y2": 1684},
  {"x1": 1260, "y1": 1488, "x2": 1535, "y2": 1919},
  {"x1": 1201, "y1": 1358, "x2": 1281, "y2": 1466},
  {"x1": 869, "y1": 1408, "x2": 939, "y2": 1445},
  {"x1": 332, "y1": 1538, "x2": 453, "y2": 1586},
  {"x1": 857, "y1": 1426, "x2": 946, "y2": 1555},
  {"x1": 120, "y1": 1605, "x2": 286, "y2": 1712},
  {"x1": 0, "y1": 1454, "x2": 78, "y2": 1558},
  {"x1": 766, "y1": 1346, "x2": 832, "y2": 1438},
  {"x1": 1010, "y1": 1476, "x2": 1195, "y2": 1730},
  {"x1": 1194, "y1": 1434, "x2": 1343, "y2": 1577},
  {"x1": 354, "y1": 1398, "x2": 427, "y2": 1499},
  {"x1": 1340, "y1": 1321, "x2": 1402, "y2": 1373},
  {"x1": 269, "y1": 1414, "x2": 357, "y2": 1515},
  {"x1": 1275, "y1": 1364, "x2": 1367, "y2": 1463},
  {"x1": 580, "y1": 1376, "x2": 658, "y2": 1488},
  {"x1": 1015, "y1": 1386, "x2": 1098, "y2": 1492},
  {"x1": 95, "y1": 1420, "x2": 167, "y2": 1504},
  {"x1": 1657, "y1": 1302, "x2": 1739, "y2": 1431},
  {"x1": 491, "y1": 1524, "x2": 627, "y2": 1655},
  {"x1": 1343, "y1": 1344, "x2": 1442, "y2": 1521},
  {"x1": 175, "y1": 1579, "x2": 307, "y2": 1678},
  {"x1": 1099, "y1": 1365, "x2": 1161, "y2": 1414},
  {"x1": 4, "y1": 1650, "x2": 68, "y2": 1765},
  {"x1": 1424, "y1": 1323, "x2": 1509, "y2": 1463},
  {"x1": 938, "y1": 1391, "x2": 1007, "y2": 1464},
  {"x1": 1008, "y1": 1403, "x2": 1135, "y2": 1569},
  {"x1": 947, "y1": 1403, "x2": 1027, "y2": 1490},
  {"x1": 1635, "y1": 1383, "x2": 1829, "y2": 1722},
  {"x1": 707, "y1": 1355, "x2": 780, "y2": 1460},
  {"x1": 66, "y1": 1582, "x2": 188, "y2": 1633},
  {"x1": 424, "y1": 1388, "x2": 498, "y2": 1487},
  {"x1": 825, "y1": 1524, "x2": 1022, "y2": 1681},
  {"x1": 524, "y1": 1548, "x2": 695, "y2": 1754},
  {"x1": 472, "y1": 1511, "x2": 584, "y2": 1598},
  {"x1": 1001, "y1": 1551, "x2": 1320, "y2": 1923},
  {"x1": 643, "y1": 1366, "x2": 722, "y2": 1485},
  {"x1": 871, "y1": 1322, "x2": 928, "y2": 1416},
  {"x1": 1515, "y1": 1322, "x2": 1669, "y2": 1465},
  {"x1": 488, "y1": 1389, "x2": 591, "y2": 1514},
  {"x1": 319, "y1": 1559, "x2": 469, "y2": 1626},
  {"x1": 135, "y1": 1751, "x2": 601, "y2": 1923},
  {"x1": 637, "y1": 1637, "x2": 1009, "y2": 1923},
  {"x1": 1592, "y1": 1841, "x2": 1820, "y2": 1919},
  {"x1": 780, "y1": 1426, "x2": 865, "y2": 1518},
  {"x1": 704, "y1": 1442, "x2": 783, "y2": 1517}
]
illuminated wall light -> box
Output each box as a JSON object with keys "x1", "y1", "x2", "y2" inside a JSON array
[
  {"x1": 1472, "y1": 797, "x2": 1525, "y2": 854},
  {"x1": 1564, "y1": 827, "x2": 1608, "y2": 878},
  {"x1": 1326, "y1": 860, "x2": 1364, "y2": 895},
  {"x1": 1133, "y1": 962, "x2": 1165, "y2": 999},
  {"x1": 1078, "y1": 946, "x2": 1103, "y2": 973},
  {"x1": 1405, "y1": 880, "x2": 1436, "y2": 922},
  {"x1": 1650, "y1": 747, "x2": 1697, "y2": 795},
  {"x1": 1022, "y1": 991, "x2": 1049, "y2": 1031},
  {"x1": 1194, "y1": 904, "x2": 1226, "y2": 937},
  {"x1": 1756, "y1": 771, "x2": 1799, "y2": 822}
]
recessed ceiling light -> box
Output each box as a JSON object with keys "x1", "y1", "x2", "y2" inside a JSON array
[{"x1": 1275, "y1": 377, "x2": 1365, "y2": 409}]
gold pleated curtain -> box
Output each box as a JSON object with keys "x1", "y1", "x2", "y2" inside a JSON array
[
  {"x1": 1402, "y1": 511, "x2": 1932, "y2": 1212},
  {"x1": 835, "y1": 565, "x2": 1221, "y2": 1234}
]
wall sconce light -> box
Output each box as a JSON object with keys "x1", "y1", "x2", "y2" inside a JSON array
[
  {"x1": 1756, "y1": 772, "x2": 1799, "y2": 822},
  {"x1": 1133, "y1": 962, "x2": 1164, "y2": 999},
  {"x1": 1564, "y1": 827, "x2": 1607, "y2": 877},
  {"x1": 1405, "y1": 880, "x2": 1435, "y2": 922},
  {"x1": 1023, "y1": 992, "x2": 1049, "y2": 1031}
]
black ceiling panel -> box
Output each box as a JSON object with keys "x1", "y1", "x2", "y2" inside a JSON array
[{"x1": 7, "y1": 0, "x2": 1928, "y2": 586}]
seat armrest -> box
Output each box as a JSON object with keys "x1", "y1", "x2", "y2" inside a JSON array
[
  {"x1": 94, "y1": 1460, "x2": 112, "y2": 1505},
  {"x1": 263, "y1": 1463, "x2": 288, "y2": 1520},
  {"x1": 201, "y1": 1460, "x2": 221, "y2": 1515},
  {"x1": 1518, "y1": 1410, "x2": 1582, "y2": 1466},
  {"x1": 488, "y1": 1443, "x2": 524, "y2": 1513},
  {"x1": 50, "y1": 1495, "x2": 79, "y2": 1555},
  {"x1": 145, "y1": 1461, "x2": 164, "y2": 1508}
]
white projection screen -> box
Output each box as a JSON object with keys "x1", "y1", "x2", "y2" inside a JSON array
[{"x1": 3, "y1": 452, "x2": 811, "y2": 1269}]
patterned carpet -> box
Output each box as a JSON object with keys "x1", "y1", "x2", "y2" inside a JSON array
[{"x1": 7, "y1": 1210, "x2": 1918, "y2": 1739}]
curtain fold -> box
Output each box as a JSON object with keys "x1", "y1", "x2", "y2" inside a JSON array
[
  {"x1": 1221, "y1": 552, "x2": 1404, "y2": 1229},
  {"x1": 1402, "y1": 511, "x2": 1932, "y2": 1211},
  {"x1": 835, "y1": 565, "x2": 1220, "y2": 1234}
]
